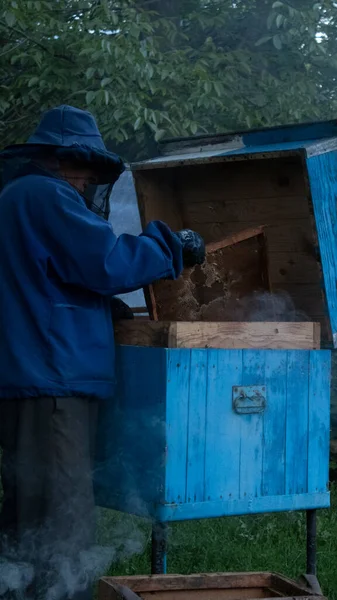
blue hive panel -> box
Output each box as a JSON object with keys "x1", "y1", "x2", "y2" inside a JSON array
[{"x1": 94, "y1": 346, "x2": 331, "y2": 522}]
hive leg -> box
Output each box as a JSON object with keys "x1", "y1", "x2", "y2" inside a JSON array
[
  {"x1": 306, "y1": 509, "x2": 317, "y2": 576},
  {"x1": 151, "y1": 522, "x2": 168, "y2": 574}
]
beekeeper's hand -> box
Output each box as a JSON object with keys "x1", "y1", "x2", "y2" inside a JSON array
[
  {"x1": 175, "y1": 229, "x2": 206, "y2": 268},
  {"x1": 110, "y1": 297, "x2": 134, "y2": 321}
]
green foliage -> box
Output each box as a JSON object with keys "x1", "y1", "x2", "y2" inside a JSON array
[{"x1": 0, "y1": 0, "x2": 337, "y2": 159}]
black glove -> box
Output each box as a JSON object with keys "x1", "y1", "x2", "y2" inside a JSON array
[
  {"x1": 175, "y1": 229, "x2": 206, "y2": 268},
  {"x1": 110, "y1": 297, "x2": 134, "y2": 321}
]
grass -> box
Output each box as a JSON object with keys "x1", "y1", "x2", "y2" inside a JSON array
[{"x1": 98, "y1": 483, "x2": 337, "y2": 600}]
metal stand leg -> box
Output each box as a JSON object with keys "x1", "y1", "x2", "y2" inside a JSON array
[
  {"x1": 151, "y1": 522, "x2": 168, "y2": 574},
  {"x1": 306, "y1": 509, "x2": 317, "y2": 576}
]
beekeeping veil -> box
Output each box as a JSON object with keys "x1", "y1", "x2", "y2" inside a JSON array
[{"x1": 0, "y1": 105, "x2": 125, "y2": 220}]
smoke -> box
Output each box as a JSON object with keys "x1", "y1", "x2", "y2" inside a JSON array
[
  {"x1": 0, "y1": 517, "x2": 147, "y2": 600},
  {"x1": 230, "y1": 290, "x2": 310, "y2": 322}
]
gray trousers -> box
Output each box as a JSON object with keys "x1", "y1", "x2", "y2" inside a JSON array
[{"x1": 0, "y1": 397, "x2": 98, "y2": 600}]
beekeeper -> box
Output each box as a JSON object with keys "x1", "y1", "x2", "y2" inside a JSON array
[{"x1": 0, "y1": 105, "x2": 205, "y2": 600}]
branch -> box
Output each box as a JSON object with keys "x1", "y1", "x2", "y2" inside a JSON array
[{"x1": 0, "y1": 20, "x2": 74, "y2": 63}]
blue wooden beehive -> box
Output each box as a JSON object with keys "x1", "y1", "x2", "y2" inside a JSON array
[{"x1": 95, "y1": 121, "x2": 335, "y2": 522}]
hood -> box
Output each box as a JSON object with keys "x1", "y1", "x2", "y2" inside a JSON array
[{"x1": 0, "y1": 105, "x2": 125, "y2": 185}]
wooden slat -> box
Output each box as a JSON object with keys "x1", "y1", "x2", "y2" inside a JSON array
[
  {"x1": 140, "y1": 590, "x2": 269, "y2": 600},
  {"x1": 285, "y1": 351, "x2": 309, "y2": 495},
  {"x1": 308, "y1": 351, "x2": 331, "y2": 494},
  {"x1": 100, "y1": 573, "x2": 273, "y2": 592},
  {"x1": 186, "y1": 351, "x2": 207, "y2": 502},
  {"x1": 176, "y1": 158, "x2": 306, "y2": 201},
  {"x1": 205, "y1": 226, "x2": 266, "y2": 254},
  {"x1": 184, "y1": 197, "x2": 310, "y2": 224},
  {"x1": 114, "y1": 321, "x2": 321, "y2": 350},
  {"x1": 268, "y1": 252, "x2": 322, "y2": 285},
  {"x1": 240, "y1": 351, "x2": 265, "y2": 499},
  {"x1": 205, "y1": 350, "x2": 242, "y2": 500},
  {"x1": 195, "y1": 220, "x2": 316, "y2": 253},
  {"x1": 262, "y1": 352, "x2": 287, "y2": 496}
]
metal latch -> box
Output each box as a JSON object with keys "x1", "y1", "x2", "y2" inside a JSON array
[{"x1": 233, "y1": 386, "x2": 266, "y2": 415}]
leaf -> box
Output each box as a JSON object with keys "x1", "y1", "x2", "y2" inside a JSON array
[
  {"x1": 190, "y1": 122, "x2": 198, "y2": 135},
  {"x1": 86, "y1": 67, "x2": 95, "y2": 80},
  {"x1": 213, "y1": 82, "x2": 223, "y2": 97},
  {"x1": 101, "y1": 77, "x2": 112, "y2": 87},
  {"x1": 273, "y1": 34, "x2": 283, "y2": 50},
  {"x1": 134, "y1": 117, "x2": 142, "y2": 130},
  {"x1": 255, "y1": 35, "x2": 272, "y2": 46},
  {"x1": 154, "y1": 129, "x2": 165, "y2": 142},
  {"x1": 104, "y1": 90, "x2": 109, "y2": 105},
  {"x1": 5, "y1": 11, "x2": 16, "y2": 27},
  {"x1": 272, "y1": 1, "x2": 284, "y2": 7},
  {"x1": 86, "y1": 91, "x2": 96, "y2": 104},
  {"x1": 28, "y1": 77, "x2": 39, "y2": 87},
  {"x1": 276, "y1": 14, "x2": 284, "y2": 28}
]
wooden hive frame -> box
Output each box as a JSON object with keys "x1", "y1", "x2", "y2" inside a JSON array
[{"x1": 99, "y1": 572, "x2": 326, "y2": 600}]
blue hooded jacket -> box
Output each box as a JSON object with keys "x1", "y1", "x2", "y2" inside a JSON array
[{"x1": 0, "y1": 107, "x2": 183, "y2": 400}]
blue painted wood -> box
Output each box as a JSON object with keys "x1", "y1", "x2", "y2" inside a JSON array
[
  {"x1": 262, "y1": 352, "x2": 287, "y2": 496},
  {"x1": 186, "y1": 350, "x2": 207, "y2": 503},
  {"x1": 285, "y1": 351, "x2": 309, "y2": 496},
  {"x1": 165, "y1": 349, "x2": 191, "y2": 504},
  {"x1": 306, "y1": 152, "x2": 337, "y2": 347},
  {"x1": 155, "y1": 492, "x2": 330, "y2": 523},
  {"x1": 239, "y1": 351, "x2": 265, "y2": 499},
  {"x1": 95, "y1": 347, "x2": 331, "y2": 521},
  {"x1": 308, "y1": 351, "x2": 331, "y2": 494},
  {"x1": 241, "y1": 120, "x2": 337, "y2": 146},
  {"x1": 204, "y1": 350, "x2": 242, "y2": 501}
]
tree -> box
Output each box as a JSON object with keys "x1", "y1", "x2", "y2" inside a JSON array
[{"x1": 0, "y1": 0, "x2": 336, "y2": 160}]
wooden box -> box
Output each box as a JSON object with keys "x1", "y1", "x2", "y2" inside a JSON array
[
  {"x1": 131, "y1": 122, "x2": 337, "y2": 346},
  {"x1": 99, "y1": 573, "x2": 326, "y2": 600},
  {"x1": 94, "y1": 123, "x2": 333, "y2": 523}
]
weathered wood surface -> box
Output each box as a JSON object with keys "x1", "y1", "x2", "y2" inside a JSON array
[
  {"x1": 114, "y1": 321, "x2": 321, "y2": 350},
  {"x1": 99, "y1": 572, "x2": 325, "y2": 600},
  {"x1": 306, "y1": 152, "x2": 337, "y2": 347},
  {"x1": 205, "y1": 226, "x2": 266, "y2": 254},
  {"x1": 133, "y1": 155, "x2": 329, "y2": 341},
  {"x1": 95, "y1": 347, "x2": 331, "y2": 518}
]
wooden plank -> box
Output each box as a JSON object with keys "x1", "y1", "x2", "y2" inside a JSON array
[
  {"x1": 176, "y1": 158, "x2": 306, "y2": 201},
  {"x1": 184, "y1": 197, "x2": 311, "y2": 224},
  {"x1": 239, "y1": 351, "x2": 265, "y2": 499},
  {"x1": 140, "y1": 590, "x2": 269, "y2": 600},
  {"x1": 306, "y1": 152, "x2": 337, "y2": 347},
  {"x1": 186, "y1": 350, "x2": 207, "y2": 502},
  {"x1": 285, "y1": 351, "x2": 309, "y2": 495},
  {"x1": 165, "y1": 349, "x2": 191, "y2": 504},
  {"x1": 206, "y1": 226, "x2": 266, "y2": 254},
  {"x1": 133, "y1": 170, "x2": 183, "y2": 230},
  {"x1": 114, "y1": 321, "x2": 321, "y2": 350},
  {"x1": 262, "y1": 352, "x2": 287, "y2": 496},
  {"x1": 268, "y1": 252, "x2": 322, "y2": 285},
  {"x1": 308, "y1": 351, "x2": 331, "y2": 494},
  {"x1": 205, "y1": 350, "x2": 242, "y2": 500},
  {"x1": 195, "y1": 220, "x2": 316, "y2": 252},
  {"x1": 100, "y1": 573, "x2": 273, "y2": 592}
]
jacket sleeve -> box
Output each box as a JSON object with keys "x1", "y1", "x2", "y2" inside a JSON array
[{"x1": 33, "y1": 177, "x2": 183, "y2": 295}]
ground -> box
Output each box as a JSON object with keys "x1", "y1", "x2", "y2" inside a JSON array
[{"x1": 99, "y1": 484, "x2": 337, "y2": 600}]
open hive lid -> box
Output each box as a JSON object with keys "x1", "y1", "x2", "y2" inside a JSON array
[{"x1": 130, "y1": 119, "x2": 337, "y2": 348}]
